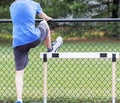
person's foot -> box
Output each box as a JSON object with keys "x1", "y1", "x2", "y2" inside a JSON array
[
  {"x1": 47, "y1": 36, "x2": 63, "y2": 52},
  {"x1": 15, "y1": 100, "x2": 22, "y2": 103}
]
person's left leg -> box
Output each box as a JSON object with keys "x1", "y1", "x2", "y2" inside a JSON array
[
  {"x1": 38, "y1": 20, "x2": 63, "y2": 52},
  {"x1": 14, "y1": 46, "x2": 30, "y2": 103},
  {"x1": 15, "y1": 70, "x2": 24, "y2": 103}
]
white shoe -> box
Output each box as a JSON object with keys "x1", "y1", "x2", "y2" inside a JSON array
[{"x1": 51, "y1": 36, "x2": 63, "y2": 52}]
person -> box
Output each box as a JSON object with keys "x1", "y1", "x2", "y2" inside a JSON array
[{"x1": 10, "y1": 0, "x2": 63, "y2": 103}]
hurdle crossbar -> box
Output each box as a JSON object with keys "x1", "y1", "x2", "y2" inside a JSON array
[
  {"x1": 40, "y1": 52, "x2": 119, "y2": 103},
  {"x1": 40, "y1": 52, "x2": 119, "y2": 59}
]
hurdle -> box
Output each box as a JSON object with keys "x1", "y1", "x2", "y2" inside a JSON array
[{"x1": 40, "y1": 52, "x2": 119, "y2": 103}]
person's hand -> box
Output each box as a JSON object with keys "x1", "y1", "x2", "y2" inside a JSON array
[
  {"x1": 46, "y1": 16, "x2": 52, "y2": 21},
  {"x1": 39, "y1": 12, "x2": 52, "y2": 21}
]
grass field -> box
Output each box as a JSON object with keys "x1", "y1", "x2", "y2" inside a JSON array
[{"x1": 0, "y1": 41, "x2": 120, "y2": 103}]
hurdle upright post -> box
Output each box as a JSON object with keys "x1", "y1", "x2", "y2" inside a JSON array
[
  {"x1": 43, "y1": 54, "x2": 47, "y2": 103},
  {"x1": 112, "y1": 54, "x2": 116, "y2": 103}
]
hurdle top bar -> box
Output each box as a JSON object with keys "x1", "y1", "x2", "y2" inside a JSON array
[{"x1": 40, "y1": 52, "x2": 119, "y2": 59}]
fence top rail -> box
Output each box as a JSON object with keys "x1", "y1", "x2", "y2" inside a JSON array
[
  {"x1": 0, "y1": 18, "x2": 120, "y2": 23},
  {"x1": 40, "y1": 52, "x2": 119, "y2": 59}
]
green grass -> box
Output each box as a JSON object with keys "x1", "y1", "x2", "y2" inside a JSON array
[{"x1": 0, "y1": 41, "x2": 120, "y2": 103}]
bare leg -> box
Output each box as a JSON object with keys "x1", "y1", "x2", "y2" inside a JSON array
[
  {"x1": 41, "y1": 20, "x2": 51, "y2": 49},
  {"x1": 41, "y1": 20, "x2": 63, "y2": 52},
  {"x1": 15, "y1": 70, "x2": 24, "y2": 102}
]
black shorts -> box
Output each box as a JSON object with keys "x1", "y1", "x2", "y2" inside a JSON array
[
  {"x1": 14, "y1": 21, "x2": 48, "y2": 71},
  {"x1": 14, "y1": 39, "x2": 41, "y2": 70}
]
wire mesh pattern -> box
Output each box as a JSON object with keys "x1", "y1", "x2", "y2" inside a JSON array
[{"x1": 0, "y1": 20, "x2": 120, "y2": 103}]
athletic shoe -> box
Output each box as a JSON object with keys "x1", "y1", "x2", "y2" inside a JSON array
[
  {"x1": 15, "y1": 100, "x2": 22, "y2": 103},
  {"x1": 50, "y1": 36, "x2": 63, "y2": 52}
]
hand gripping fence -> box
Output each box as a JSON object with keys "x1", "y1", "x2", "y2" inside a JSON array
[{"x1": 40, "y1": 52, "x2": 119, "y2": 103}]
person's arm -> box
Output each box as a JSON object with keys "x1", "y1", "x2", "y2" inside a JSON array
[{"x1": 38, "y1": 12, "x2": 52, "y2": 21}]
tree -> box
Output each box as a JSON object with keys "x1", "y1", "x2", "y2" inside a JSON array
[
  {"x1": 0, "y1": 0, "x2": 119, "y2": 19},
  {"x1": 112, "y1": 0, "x2": 119, "y2": 18},
  {"x1": 38, "y1": 0, "x2": 120, "y2": 18},
  {"x1": 38, "y1": 0, "x2": 88, "y2": 18}
]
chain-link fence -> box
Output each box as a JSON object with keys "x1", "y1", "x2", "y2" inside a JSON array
[{"x1": 0, "y1": 19, "x2": 120, "y2": 103}]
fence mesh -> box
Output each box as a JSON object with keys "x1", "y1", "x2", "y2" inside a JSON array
[{"x1": 0, "y1": 20, "x2": 120, "y2": 103}]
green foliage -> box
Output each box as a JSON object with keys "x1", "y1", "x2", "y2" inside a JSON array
[
  {"x1": 0, "y1": 24, "x2": 12, "y2": 43},
  {"x1": 0, "y1": 0, "x2": 120, "y2": 19},
  {"x1": 67, "y1": 0, "x2": 88, "y2": 17},
  {"x1": 107, "y1": 23, "x2": 120, "y2": 38},
  {"x1": 0, "y1": 0, "x2": 13, "y2": 19},
  {"x1": 0, "y1": 33, "x2": 12, "y2": 43},
  {"x1": 38, "y1": 0, "x2": 89, "y2": 18},
  {"x1": 41, "y1": 0, "x2": 70, "y2": 18}
]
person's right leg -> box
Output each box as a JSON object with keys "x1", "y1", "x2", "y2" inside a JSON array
[{"x1": 38, "y1": 20, "x2": 52, "y2": 50}]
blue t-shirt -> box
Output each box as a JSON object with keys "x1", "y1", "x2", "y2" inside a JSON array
[{"x1": 10, "y1": 0, "x2": 42, "y2": 47}]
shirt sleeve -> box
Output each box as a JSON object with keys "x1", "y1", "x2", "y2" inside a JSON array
[{"x1": 36, "y1": 3, "x2": 43, "y2": 14}]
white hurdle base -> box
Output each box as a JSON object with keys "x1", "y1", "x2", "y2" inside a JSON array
[{"x1": 40, "y1": 52, "x2": 119, "y2": 103}]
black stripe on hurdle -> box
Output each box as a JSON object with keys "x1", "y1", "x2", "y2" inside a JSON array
[
  {"x1": 52, "y1": 53, "x2": 59, "y2": 58},
  {"x1": 43, "y1": 54, "x2": 47, "y2": 62},
  {"x1": 100, "y1": 53, "x2": 107, "y2": 58},
  {"x1": 112, "y1": 54, "x2": 116, "y2": 62}
]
